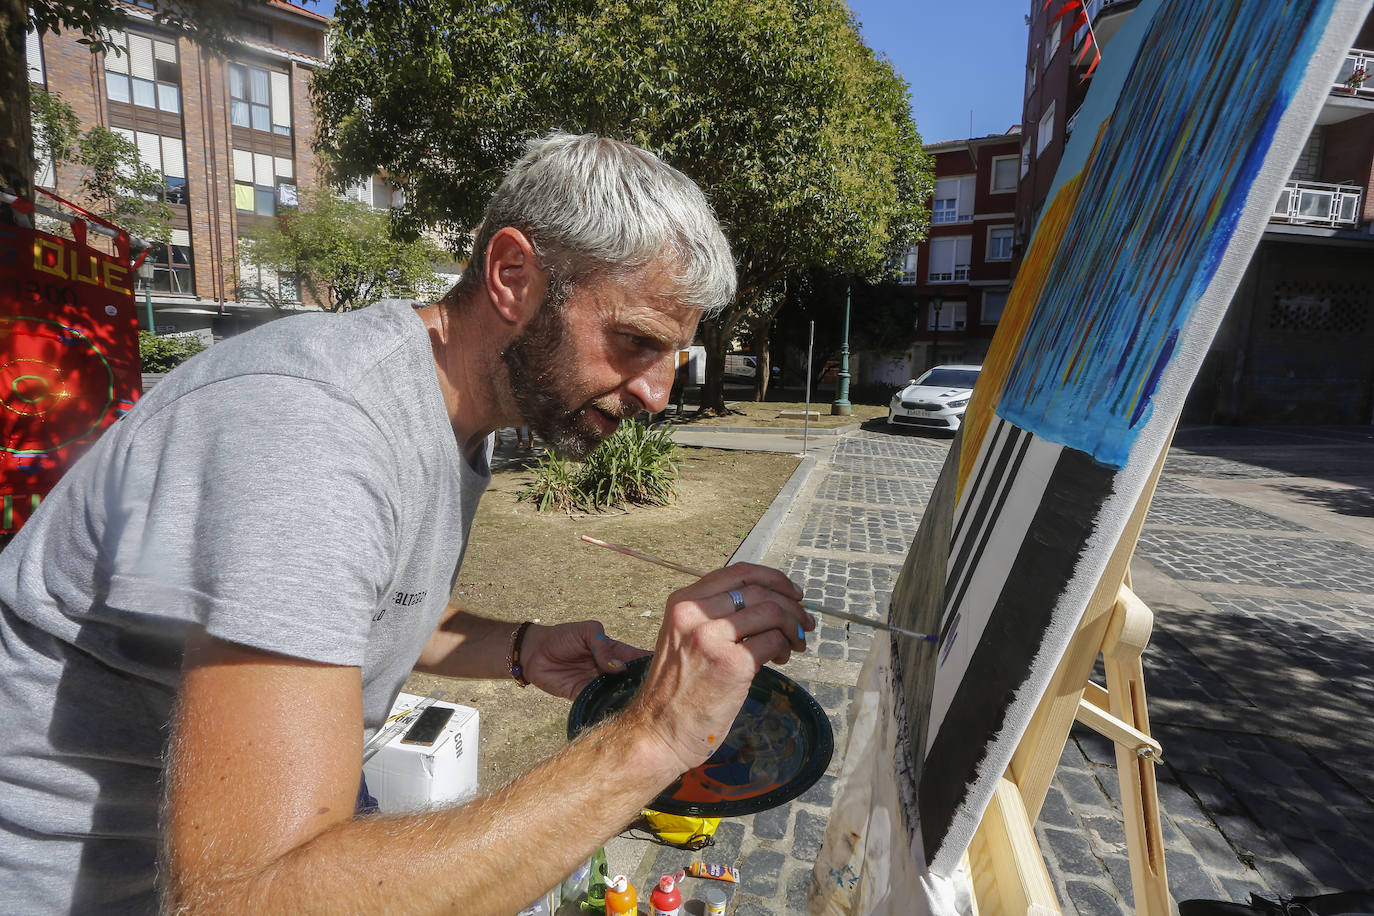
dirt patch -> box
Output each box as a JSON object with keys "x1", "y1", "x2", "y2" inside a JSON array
[
  {"x1": 403, "y1": 445, "x2": 801, "y2": 792},
  {"x1": 670, "y1": 399, "x2": 888, "y2": 429}
]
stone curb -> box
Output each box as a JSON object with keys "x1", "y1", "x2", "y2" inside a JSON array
[{"x1": 729, "y1": 453, "x2": 819, "y2": 566}]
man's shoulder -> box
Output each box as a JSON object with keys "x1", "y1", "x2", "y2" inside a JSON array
[{"x1": 140, "y1": 302, "x2": 429, "y2": 414}]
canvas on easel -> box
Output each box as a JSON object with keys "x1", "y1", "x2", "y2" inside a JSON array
[{"x1": 810, "y1": 2, "x2": 1373, "y2": 912}]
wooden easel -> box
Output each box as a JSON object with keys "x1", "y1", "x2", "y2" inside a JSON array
[{"x1": 965, "y1": 440, "x2": 1175, "y2": 915}]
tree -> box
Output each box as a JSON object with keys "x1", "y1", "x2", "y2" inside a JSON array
[
  {"x1": 238, "y1": 191, "x2": 446, "y2": 312},
  {"x1": 29, "y1": 85, "x2": 173, "y2": 244},
  {"x1": 313, "y1": 0, "x2": 932, "y2": 410},
  {"x1": 2, "y1": 0, "x2": 264, "y2": 218}
]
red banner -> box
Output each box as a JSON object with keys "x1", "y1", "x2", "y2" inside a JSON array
[{"x1": 0, "y1": 221, "x2": 142, "y2": 532}]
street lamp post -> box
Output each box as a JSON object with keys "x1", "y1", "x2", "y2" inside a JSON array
[
  {"x1": 137, "y1": 259, "x2": 156, "y2": 335},
  {"x1": 831, "y1": 286, "x2": 852, "y2": 416},
  {"x1": 930, "y1": 294, "x2": 943, "y2": 370}
]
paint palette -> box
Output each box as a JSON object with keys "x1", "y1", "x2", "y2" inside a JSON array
[{"x1": 568, "y1": 656, "x2": 833, "y2": 817}]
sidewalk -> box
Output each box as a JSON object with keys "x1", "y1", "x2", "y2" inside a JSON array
[{"x1": 622, "y1": 423, "x2": 1374, "y2": 914}]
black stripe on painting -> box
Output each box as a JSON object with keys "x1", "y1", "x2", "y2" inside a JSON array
[
  {"x1": 938, "y1": 429, "x2": 1033, "y2": 647},
  {"x1": 951, "y1": 417, "x2": 1010, "y2": 542},
  {"x1": 917, "y1": 445, "x2": 1115, "y2": 866}
]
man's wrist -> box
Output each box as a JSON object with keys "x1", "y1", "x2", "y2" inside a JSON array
[{"x1": 506, "y1": 620, "x2": 535, "y2": 687}]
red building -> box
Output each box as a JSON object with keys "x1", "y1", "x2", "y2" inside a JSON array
[
  {"x1": 895, "y1": 130, "x2": 1022, "y2": 373},
  {"x1": 1021, "y1": 0, "x2": 1374, "y2": 424}
]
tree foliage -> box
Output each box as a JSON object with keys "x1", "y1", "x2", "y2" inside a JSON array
[
  {"x1": 313, "y1": 0, "x2": 932, "y2": 408},
  {"x1": 238, "y1": 191, "x2": 446, "y2": 312},
  {"x1": 30, "y1": 85, "x2": 172, "y2": 243}
]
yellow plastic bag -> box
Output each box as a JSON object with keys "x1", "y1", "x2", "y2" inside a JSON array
[{"x1": 639, "y1": 809, "x2": 719, "y2": 850}]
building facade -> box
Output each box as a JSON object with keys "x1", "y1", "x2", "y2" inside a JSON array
[
  {"x1": 26, "y1": 1, "x2": 335, "y2": 339},
  {"x1": 1021, "y1": 0, "x2": 1374, "y2": 425},
  {"x1": 888, "y1": 130, "x2": 1022, "y2": 377}
]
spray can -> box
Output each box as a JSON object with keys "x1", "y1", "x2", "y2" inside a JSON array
[
  {"x1": 605, "y1": 875, "x2": 637, "y2": 916},
  {"x1": 649, "y1": 874, "x2": 682, "y2": 916}
]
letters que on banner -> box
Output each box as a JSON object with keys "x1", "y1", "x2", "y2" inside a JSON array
[{"x1": 0, "y1": 213, "x2": 142, "y2": 533}]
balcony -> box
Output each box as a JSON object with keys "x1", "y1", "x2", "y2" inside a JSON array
[
  {"x1": 1333, "y1": 48, "x2": 1373, "y2": 101},
  {"x1": 1271, "y1": 179, "x2": 1363, "y2": 228}
]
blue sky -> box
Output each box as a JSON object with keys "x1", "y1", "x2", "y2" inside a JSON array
[
  {"x1": 305, "y1": 0, "x2": 1029, "y2": 144},
  {"x1": 846, "y1": 0, "x2": 1030, "y2": 143}
]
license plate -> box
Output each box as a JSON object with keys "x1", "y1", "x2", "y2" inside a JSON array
[{"x1": 912, "y1": 409, "x2": 941, "y2": 418}]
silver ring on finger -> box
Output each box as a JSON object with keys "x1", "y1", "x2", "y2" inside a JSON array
[{"x1": 727, "y1": 588, "x2": 746, "y2": 612}]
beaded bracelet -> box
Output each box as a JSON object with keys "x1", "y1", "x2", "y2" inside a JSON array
[{"x1": 507, "y1": 620, "x2": 534, "y2": 687}]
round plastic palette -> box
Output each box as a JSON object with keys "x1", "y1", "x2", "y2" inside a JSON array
[{"x1": 567, "y1": 656, "x2": 834, "y2": 817}]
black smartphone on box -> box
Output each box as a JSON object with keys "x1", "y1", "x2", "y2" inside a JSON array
[{"x1": 400, "y1": 705, "x2": 455, "y2": 746}]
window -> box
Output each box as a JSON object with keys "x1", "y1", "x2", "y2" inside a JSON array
[
  {"x1": 986, "y1": 226, "x2": 1014, "y2": 261},
  {"x1": 1045, "y1": 21, "x2": 1061, "y2": 68},
  {"x1": 1037, "y1": 102, "x2": 1056, "y2": 157},
  {"x1": 105, "y1": 30, "x2": 180, "y2": 113},
  {"x1": 899, "y1": 245, "x2": 920, "y2": 284},
  {"x1": 1021, "y1": 140, "x2": 1032, "y2": 178},
  {"x1": 927, "y1": 300, "x2": 967, "y2": 331},
  {"x1": 982, "y1": 290, "x2": 1010, "y2": 325},
  {"x1": 137, "y1": 229, "x2": 194, "y2": 294},
  {"x1": 112, "y1": 128, "x2": 188, "y2": 204},
  {"x1": 928, "y1": 237, "x2": 971, "y2": 283},
  {"x1": 234, "y1": 148, "x2": 295, "y2": 216},
  {"x1": 27, "y1": 27, "x2": 44, "y2": 83},
  {"x1": 990, "y1": 156, "x2": 1018, "y2": 194},
  {"x1": 229, "y1": 63, "x2": 291, "y2": 136},
  {"x1": 239, "y1": 256, "x2": 300, "y2": 304},
  {"x1": 932, "y1": 176, "x2": 975, "y2": 224}
]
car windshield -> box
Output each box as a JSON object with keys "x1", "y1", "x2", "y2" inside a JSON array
[{"x1": 915, "y1": 368, "x2": 979, "y2": 389}]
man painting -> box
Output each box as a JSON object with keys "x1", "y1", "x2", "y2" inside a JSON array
[{"x1": 0, "y1": 133, "x2": 813, "y2": 912}]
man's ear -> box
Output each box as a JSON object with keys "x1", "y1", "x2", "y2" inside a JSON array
[{"x1": 484, "y1": 227, "x2": 546, "y2": 327}]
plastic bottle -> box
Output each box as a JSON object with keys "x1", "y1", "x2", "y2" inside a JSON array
[
  {"x1": 583, "y1": 847, "x2": 608, "y2": 915},
  {"x1": 649, "y1": 874, "x2": 682, "y2": 916},
  {"x1": 605, "y1": 875, "x2": 637, "y2": 916}
]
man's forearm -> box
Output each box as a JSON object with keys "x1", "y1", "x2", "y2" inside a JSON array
[
  {"x1": 166, "y1": 706, "x2": 680, "y2": 914},
  {"x1": 412, "y1": 604, "x2": 514, "y2": 679}
]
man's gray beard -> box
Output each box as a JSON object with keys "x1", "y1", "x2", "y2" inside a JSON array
[{"x1": 500, "y1": 302, "x2": 626, "y2": 460}]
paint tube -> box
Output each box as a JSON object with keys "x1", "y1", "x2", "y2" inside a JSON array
[{"x1": 686, "y1": 861, "x2": 738, "y2": 883}]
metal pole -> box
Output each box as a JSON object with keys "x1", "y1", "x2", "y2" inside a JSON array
[
  {"x1": 145, "y1": 284, "x2": 155, "y2": 335},
  {"x1": 802, "y1": 321, "x2": 814, "y2": 456},
  {"x1": 831, "y1": 286, "x2": 852, "y2": 415}
]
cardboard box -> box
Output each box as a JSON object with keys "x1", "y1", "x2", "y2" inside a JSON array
[{"x1": 362, "y1": 693, "x2": 479, "y2": 813}]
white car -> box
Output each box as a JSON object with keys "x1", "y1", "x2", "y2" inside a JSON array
[{"x1": 887, "y1": 364, "x2": 982, "y2": 431}]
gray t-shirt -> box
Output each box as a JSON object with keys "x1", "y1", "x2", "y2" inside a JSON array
[{"x1": 0, "y1": 301, "x2": 491, "y2": 912}]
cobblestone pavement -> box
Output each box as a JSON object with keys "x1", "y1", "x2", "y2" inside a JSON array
[{"x1": 623, "y1": 423, "x2": 1374, "y2": 914}]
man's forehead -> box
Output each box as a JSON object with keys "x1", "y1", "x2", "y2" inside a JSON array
[{"x1": 622, "y1": 303, "x2": 700, "y2": 349}]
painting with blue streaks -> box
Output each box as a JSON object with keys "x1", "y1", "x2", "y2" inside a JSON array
[{"x1": 812, "y1": 1, "x2": 1371, "y2": 912}]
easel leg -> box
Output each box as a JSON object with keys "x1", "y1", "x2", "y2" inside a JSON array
[{"x1": 1101, "y1": 585, "x2": 1173, "y2": 915}]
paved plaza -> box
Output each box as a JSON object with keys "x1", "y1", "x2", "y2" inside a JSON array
[{"x1": 619, "y1": 422, "x2": 1374, "y2": 914}]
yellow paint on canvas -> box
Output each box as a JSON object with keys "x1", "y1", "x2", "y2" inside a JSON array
[{"x1": 956, "y1": 169, "x2": 1086, "y2": 496}]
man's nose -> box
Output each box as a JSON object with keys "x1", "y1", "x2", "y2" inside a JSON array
[{"x1": 625, "y1": 353, "x2": 676, "y2": 415}]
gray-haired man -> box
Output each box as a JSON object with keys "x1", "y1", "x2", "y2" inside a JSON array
[{"x1": 0, "y1": 134, "x2": 813, "y2": 913}]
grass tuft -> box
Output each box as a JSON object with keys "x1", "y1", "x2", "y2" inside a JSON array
[{"x1": 520, "y1": 420, "x2": 679, "y2": 513}]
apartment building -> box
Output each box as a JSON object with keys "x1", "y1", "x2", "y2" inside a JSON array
[
  {"x1": 891, "y1": 130, "x2": 1022, "y2": 374},
  {"x1": 26, "y1": 0, "x2": 333, "y2": 338},
  {"x1": 1022, "y1": 0, "x2": 1374, "y2": 424}
]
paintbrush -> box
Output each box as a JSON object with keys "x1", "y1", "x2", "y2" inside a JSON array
[{"x1": 579, "y1": 535, "x2": 938, "y2": 643}]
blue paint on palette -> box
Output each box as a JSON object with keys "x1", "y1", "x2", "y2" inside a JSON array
[{"x1": 997, "y1": 0, "x2": 1339, "y2": 468}]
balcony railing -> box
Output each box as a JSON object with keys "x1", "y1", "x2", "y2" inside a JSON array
[
  {"x1": 1333, "y1": 48, "x2": 1373, "y2": 100},
  {"x1": 929, "y1": 264, "x2": 970, "y2": 282},
  {"x1": 1271, "y1": 179, "x2": 1363, "y2": 228}
]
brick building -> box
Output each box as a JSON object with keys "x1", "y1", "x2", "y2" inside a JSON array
[
  {"x1": 888, "y1": 130, "x2": 1022, "y2": 376},
  {"x1": 25, "y1": 1, "x2": 351, "y2": 338},
  {"x1": 1021, "y1": 0, "x2": 1374, "y2": 424}
]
